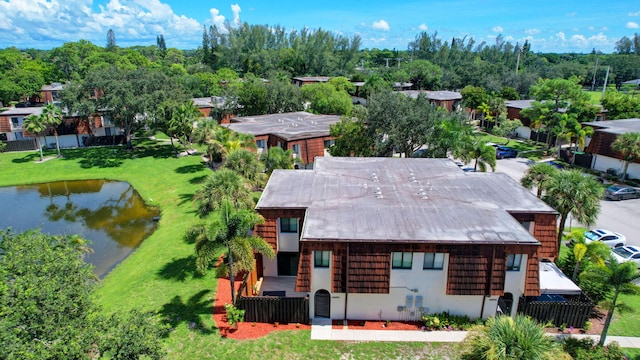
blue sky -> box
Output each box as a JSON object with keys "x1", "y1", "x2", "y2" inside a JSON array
[{"x1": 0, "y1": 0, "x2": 638, "y2": 53}]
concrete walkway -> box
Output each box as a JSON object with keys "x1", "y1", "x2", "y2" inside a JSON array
[{"x1": 310, "y1": 319, "x2": 640, "y2": 348}]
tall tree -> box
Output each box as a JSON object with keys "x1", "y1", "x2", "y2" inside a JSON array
[
  {"x1": 41, "y1": 103, "x2": 63, "y2": 157},
  {"x1": 169, "y1": 102, "x2": 201, "y2": 154},
  {"x1": 106, "y1": 29, "x2": 117, "y2": 51},
  {"x1": 0, "y1": 229, "x2": 168, "y2": 359},
  {"x1": 23, "y1": 113, "x2": 47, "y2": 161},
  {"x1": 189, "y1": 200, "x2": 274, "y2": 304},
  {"x1": 579, "y1": 256, "x2": 640, "y2": 347},
  {"x1": 329, "y1": 107, "x2": 374, "y2": 157},
  {"x1": 77, "y1": 66, "x2": 189, "y2": 149},
  {"x1": 223, "y1": 148, "x2": 266, "y2": 188},
  {"x1": 193, "y1": 168, "x2": 254, "y2": 217},
  {"x1": 543, "y1": 170, "x2": 603, "y2": 251},
  {"x1": 259, "y1": 146, "x2": 294, "y2": 176},
  {"x1": 458, "y1": 138, "x2": 496, "y2": 172},
  {"x1": 611, "y1": 132, "x2": 640, "y2": 180},
  {"x1": 520, "y1": 162, "x2": 559, "y2": 198}
]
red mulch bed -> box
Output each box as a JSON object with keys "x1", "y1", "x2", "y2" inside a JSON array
[{"x1": 213, "y1": 277, "x2": 311, "y2": 340}]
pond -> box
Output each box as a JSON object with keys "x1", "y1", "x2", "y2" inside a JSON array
[{"x1": 0, "y1": 180, "x2": 160, "y2": 278}]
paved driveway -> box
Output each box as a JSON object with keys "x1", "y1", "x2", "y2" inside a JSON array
[{"x1": 495, "y1": 157, "x2": 640, "y2": 247}]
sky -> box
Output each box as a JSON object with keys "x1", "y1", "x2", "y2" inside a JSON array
[{"x1": 0, "y1": 0, "x2": 639, "y2": 53}]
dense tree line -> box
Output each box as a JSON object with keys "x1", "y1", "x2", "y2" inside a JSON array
[{"x1": 2, "y1": 26, "x2": 640, "y2": 108}]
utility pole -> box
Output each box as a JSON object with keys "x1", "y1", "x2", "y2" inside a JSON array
[
  {"x1": 396, "y1": 58, "x2": 403, "y2": 68},
  {"x1": 515, "y1": 47, "x2": 522, "y2": 76},
  {"x1": 591, "y1": 56, "x2": 599, "y2": 91},
  {"x1": 601, "y1": 66, "x2": 610, "y2": 100},
  {"x1": 384, "y1": 58, "x2": 390, "y2": 68}
]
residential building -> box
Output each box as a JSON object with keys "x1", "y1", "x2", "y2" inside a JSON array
[
  {"x1": 225, "y1": 111, "x2": 341, "y2": 168},
  {"x1": 583, "y1": 118, "x2": 640, "y2": 178},
  {"x1": 0, "y1": 106, "x2": 43, "y2": 141},
  {"x1": 251, "y1": 157, "x2": 562, "y2": 321},
  {"x1": 192, "y1": 96, "x2": 234, "y2": 124},
  {"x1": 399, "y1": 90, "x2": 463, "y2": 111},
  {"x1": 292, "y1": 76, "x2": 330, "y2": 87}
]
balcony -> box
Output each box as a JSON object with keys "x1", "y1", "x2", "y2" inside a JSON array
[{"x1": 11, "y1": 124, "x2": 23, "y2": 131}]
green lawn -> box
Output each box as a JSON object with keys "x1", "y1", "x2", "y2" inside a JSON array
[
  {"x1": 584, "y1": 91, "x2": 603, "y2": 105},
  {"x1": 0, "y1": 141, "x2": 469, "y2": 359},
  {"x1": 475, "y1": 132, "x2": 549, "y2": 160}
]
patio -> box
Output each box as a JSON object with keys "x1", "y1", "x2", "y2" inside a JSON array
[{"x1": 258, "y1": 276, "x2": 309, "y2": 298}]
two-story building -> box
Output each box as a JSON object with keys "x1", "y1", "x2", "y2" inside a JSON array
[
  {"x1": 399, "y1": 90, "x2": 463, "y2": 111},
  {"x1": 225, "y1": 111, "x2": 341, "y2": 168},
  {"x1": 0, "y1": 106, "x2": 43, "y2": 141},
  {"x1": 252, "y1": 157, "x2": 563, "y2": 321}
]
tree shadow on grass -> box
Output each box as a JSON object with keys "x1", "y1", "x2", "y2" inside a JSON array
[
  {"x1": 11, "y1": 152, "x2": 43, "y2": 163},
  {"x1": 175, "y1": 164, "x2": 206, "y2": 174},
  {"x1": 160, "y1": 290, "x2": 216, "y2": 335},
  {"x1": 189, "y1": 175, "x2": 208, "y2": 185},
  {"x1": 178, "y1": 193, "x2": 196, "y2": 208},
  {"x1": 157, "y1": 254, "x2": 204, "y2": 282}
]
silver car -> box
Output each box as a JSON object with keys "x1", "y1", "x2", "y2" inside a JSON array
[
  {"x1": 612, "y1": 246, "x2": 640, "y2": 268},
  {"x1": 584, "y1": 229, "x2": 626, "y2": 248},
  {"x1": 605, "y1": 185, "x2": 640, "y2": 201}
]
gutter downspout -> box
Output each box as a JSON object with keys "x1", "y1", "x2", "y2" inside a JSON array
[
  {"x1": 344, "y1": 243, "x2": 349, "y2": 320},
  {"x1": 480, "y1": 245, "x2": 497, "y2": 319}
]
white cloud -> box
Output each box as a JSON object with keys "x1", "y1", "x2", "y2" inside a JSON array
[
  {"x1": 209, "y1": 8, "x2": 226, "y2": 29},
  {"x1": 492, "y1": 26, "x2": 503, "y2": 33},
  {"x1": 525, "y1": 28, "x2": 540, "y2": 35},
  {"x1": 627, "y1": 21, "x2": 640, "y2": 29},
  {"x1": 231, "y1": 4, "x2": 241, "y2": 26},
  {"x1": 419, "y1": 23, "x2": 428, "y2": 31},
  {"x1": 556, "y1": 31, "x2": 566, "y2": 41},
  {"x1": 372, "y1": 19, "x2": 390, "y2": 31},
  {"x1": 566, "y1": 12, "x2": 576, "y2": 16},
  {"x1": 504, "y1": 35, "x2": 514, "y2": 41},
  {"x1": 629, "y1": 11, "x2": 640, "y2": 16}
]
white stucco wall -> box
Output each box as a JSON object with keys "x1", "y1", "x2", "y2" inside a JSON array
[
  {"x1": 309, "y1": 252, "x2": 529, "y2": 321},
  {"x1": 592, "y1": 154, "x2": 640, "y2": 180},
  {"x1": 40, "y1": 134, "x2": 84, "y2": 148},
  {"x1": 516, "y1": 126, "x2": 531, "y2": 140}
]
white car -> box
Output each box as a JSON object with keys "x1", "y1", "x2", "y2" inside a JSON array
[
  {"x1": 611, "y1": 246, "x2": 640, "y2": 268},
  {"x1": 584, "y1": 229, "x2": 626, "y2": 248}
]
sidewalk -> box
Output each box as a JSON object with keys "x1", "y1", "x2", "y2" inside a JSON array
[{"x1": 310, "y1": 318, "x2": 640, "y2": 348}]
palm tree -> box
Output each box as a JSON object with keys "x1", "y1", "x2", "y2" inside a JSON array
[
  {"x1": 41, "y1": 103, "x2": 63, "y2": 157},
  {"x1": 260, "y1": 146, "x2": 294, "y2": 176},
  {"x1": 192, "y1": 118, "x2": 222, "y2": 167},
  {"x1": 192, "y1": 168, "x2": 254, "y2": 217},
  {"x1": 462, "y1": 314, "x2": 564, "y2": 360},
  {"x1": 543, "y1": 170, "x2": 603, "y2": 252},
  {"x1": 223, "y1": 149, "x2": 266, "y2": 188},
  {"x1": 579, "y1": 256, "x2": 640, "y2": 346},
  {"x1": 520, "y1": 162, "x2": 559, "y2": 198},
  {"x1": 23, "y1": 114, "x2": 47, "y2": 161},
  {"x1": 188, "y1": 200, "x2": 274, "y2": 304},
  {"x1": 169, "y1": 102, "x2": 201, "y2": 154},
  {"x1": 458, "y1": 138, "x2": 496, "y2": 172},
  {"x1": 611, "y1": 132, "x2": 640, "y2": 180},
  {"x1": 564, "y1": 229, "x2": 609, "y2": 281}
]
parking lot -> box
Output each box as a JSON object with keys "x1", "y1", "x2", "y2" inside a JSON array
[{"x1": 495, "y1": 157, "x2": 640, "y2": 247}]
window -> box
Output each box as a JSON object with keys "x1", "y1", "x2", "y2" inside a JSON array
[
  {"x1": 314, "y1": 251, "x2": 330, "y2": 268},
  {"x1": 423, "y1": 253, "x2": 445, "y2": 270},
  {"x1": 507, "y1": 254, "x2": 523, "y2": 271},
  {"x1": 279, "y1": 217, "x2": 298, "y2": 233},
  {"x1": 520, "y1": 221, "x2": 532, "y2": 233},
  {"x1": 292, "y1": 144, "x2": 300, "y2": 155},
  {"x1": 323, "y1": 139, "x2": 335, "y2": 149},
  {"x1": 392, "y1": 252, "x2": 413, "y2": 269},
  {"x1": 256, "y1": 139, "x2": 266, "y2": 149}
]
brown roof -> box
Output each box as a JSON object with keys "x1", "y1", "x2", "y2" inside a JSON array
[
  {"x1": 225, "y1": 111, "x2": 341, "y2": 141},
  {"x1": 257, "y1": 157, "x2": 555, "y2": 245}
]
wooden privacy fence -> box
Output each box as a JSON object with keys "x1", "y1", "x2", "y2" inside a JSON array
[
  {"x1": 3, "y1": 139, "x2": 36, "y2": 152},
  {"x1": 236, "y1": 296, "x2": 309, "y2": 324},
  {"x1": 517, "y1": 296, "x2": 592, "y2": 328}
]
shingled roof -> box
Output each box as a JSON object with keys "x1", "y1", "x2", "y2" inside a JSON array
[{"x1": 225, "y1": 111, "x2": 341, "y2": 141}]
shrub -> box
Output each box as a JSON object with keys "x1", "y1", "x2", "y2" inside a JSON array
[
  {"x1": 224, "y1": 303, "x2": 245, "y2": 327},
  {"x1": 561, "y1": 337, "x2": 626, "y2": 360}
]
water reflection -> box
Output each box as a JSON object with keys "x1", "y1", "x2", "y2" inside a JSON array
[{"x1": 1, "y1": 180, "x2": 160, "y2": 278}]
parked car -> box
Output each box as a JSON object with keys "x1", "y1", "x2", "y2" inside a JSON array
[
  {"x1": 604, "y1": 185, "x2": 640, "y2": 201},
  {"x1": 495, "y1": 146, "x2": 517, "y2": 159},
  {"x1": 611, "y1": 246, "x2": 640, "y2": 268},
  {"x1": 583, "y1": 229, "x2": 626, "y2": 248}
]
